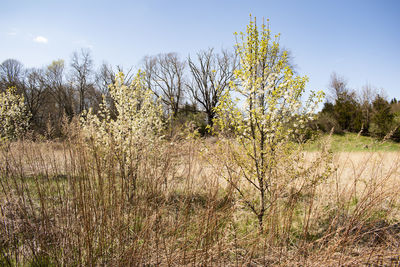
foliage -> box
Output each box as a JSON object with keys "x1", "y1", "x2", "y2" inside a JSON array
[
  {"x1": 0, "y1": 87, "x2": 30, "y2": 141},
  {"x1": 369, "y1": 94, "x2": 395, "y2": 138},
  {"x1": 333, "y1": 91, "x2": 363, "y2": 132},
  {"x1": 318, "y1": 79, "x2": 400, "y2": 140},
  {"x1": 213, "y1": 16, "x2": 327, "y2": 230},
  {"x1": 317, "y1": 102, "x2": 343, "y2": 134},
  {"x1": 319, "y1": 90, "x2": 363, "y2": 133}
]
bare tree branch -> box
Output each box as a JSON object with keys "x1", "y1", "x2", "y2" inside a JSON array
[{"x1": 187, "y1": 48, "x2": 237, "y2": 126}]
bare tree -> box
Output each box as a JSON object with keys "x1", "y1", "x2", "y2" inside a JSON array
[
  {"x1": 0, "y1": 59, "x2": 24, "y2": 92},
  {"x1": 328, "y1": 72, "x2": 348, "y2": 103},
  {"x1": 359, "y1": 84, "x2": 378, "y2": 105},
  {"x1": 23, "y1": 68, "x2": 49, "y2": 129},
  {"x1": 70, "y1": 49, "x2": 94, "y2": 114},
  {"x1": 142, "y1": 56, "x2": 157, "y2": 94},
  {"x1": 358, "y1": 84, "x2": 379, "y2": 131},
  {"x1": 95, "y1": 62, "x2": 135, "y2": 116},
  {"x1": 45, "y1": 60, "x2": 74, "y2": 119},
  {"x1": 96, "y1": 63, "x2": 135, "y2": 94},
  {"x1": 96, "y1": 63, "x2": 116, "y2": 96},
  {"x1": 143, "y1": 53, "x2": 186, "y2": 117},
  {"x1": 187, "y1": 48, "x2": 236, "y2": 126}
]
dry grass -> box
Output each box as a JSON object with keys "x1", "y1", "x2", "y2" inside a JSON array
[{"x1": 0, "y1": 133, "x2": 399, "y2": 266}]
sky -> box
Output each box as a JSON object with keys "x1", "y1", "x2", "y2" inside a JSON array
[{"x1": 1, "y1": 0, "x2": 399, "y2": 100}]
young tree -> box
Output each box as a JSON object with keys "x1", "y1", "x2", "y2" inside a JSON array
[{"x1": 214, "y1": 17, "x2": 326, "y2": 230}]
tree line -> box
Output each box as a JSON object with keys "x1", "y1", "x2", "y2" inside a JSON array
[
  {"x1": 1, "y1": 50, "x2": 399, "y2": 140},
  {"x1": 316, "y1": 72, "x2": 400, "y2": 141},
  {"x1": 0, "y1": 48, "x2": 238, "y2": 137}
]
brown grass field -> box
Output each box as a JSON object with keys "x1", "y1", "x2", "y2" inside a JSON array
[{"x1": 1, "y1": 137, "x2": 400, "y2": 266}]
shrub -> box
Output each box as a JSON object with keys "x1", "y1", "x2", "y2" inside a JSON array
[
  {"x1": 81, "y1": 71, "x2": 164, "y2": 191},
  {"x1": 0, "y1": 87, "x2": 30, "y2": 141}
]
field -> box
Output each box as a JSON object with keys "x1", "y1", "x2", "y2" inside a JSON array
[
  {"x1": 2, "y1": 0, "x2": 399, "y2": 265},
  {"x1": 306, "y1": 132, "x2": 400, "y2": 152},
  {"x1": 1, "y1": 132, "x2": 399, "y2": 266}
]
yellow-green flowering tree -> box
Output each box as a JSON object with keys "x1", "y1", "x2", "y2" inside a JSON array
[
  {"x1": 81, "y1": 71, "x2": 164, "y2": 192},
  {"x1": 213, "y1": 17, "x2": 327, "y2": 232},
  {"x1": 0, "y1": 87, "x2": 30, "y2": 142}
]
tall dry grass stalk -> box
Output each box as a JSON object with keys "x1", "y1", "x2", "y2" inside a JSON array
[{"x1": 0, "y1": 126, "x2": 399, "y2": 266}]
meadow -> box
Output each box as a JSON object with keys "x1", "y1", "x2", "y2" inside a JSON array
[
  {"x1": 1, "y1": 129, "x2": 399, "y2": 266},
  {"x1": 1, "y1": 15, "x2": 399, "y2": 266}
]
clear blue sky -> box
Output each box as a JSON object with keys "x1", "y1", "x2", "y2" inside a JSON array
[{"x1": 1, "y1": 0, "x2": 399, "y2": 100}]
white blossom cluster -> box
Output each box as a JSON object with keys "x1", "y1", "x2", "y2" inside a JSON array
[
  {"x1": 0, "y1": 87, "x2": 30, "y2": 141},
  {"x1": 81, "y1": 71, "x2": 164, "y2": 163}
]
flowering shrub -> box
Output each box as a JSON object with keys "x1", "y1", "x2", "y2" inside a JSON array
[
  {"x1": 81, "y1": 71, "x2": 164, "y2": 178},
  {"x1": 0, "y1": 87, "x2": 30, "y2": 141}
]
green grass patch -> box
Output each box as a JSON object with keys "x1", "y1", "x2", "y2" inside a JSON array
[{"x1": 306, "y1": 132, "x2": 400, "y2": 152}]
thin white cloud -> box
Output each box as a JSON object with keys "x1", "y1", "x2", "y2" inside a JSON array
[
  {"x1": 33, "y1": 36, "x2": 48, "y2": 44},
  {"x1": 7, "y1": 31, "x2": 17, "y2": 36}
]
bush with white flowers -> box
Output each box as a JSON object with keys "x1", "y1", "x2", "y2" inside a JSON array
[
  {"x1": 0, "y1": 87, "x2": 30, "y2": 141},
  {"x1": 81, "y1": 71, "x2": 164, "y2": 180}
]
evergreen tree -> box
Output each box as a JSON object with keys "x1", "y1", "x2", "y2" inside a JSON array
[{"x1": 369, "y1": 95, "x2": 394, "y2": 138}]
